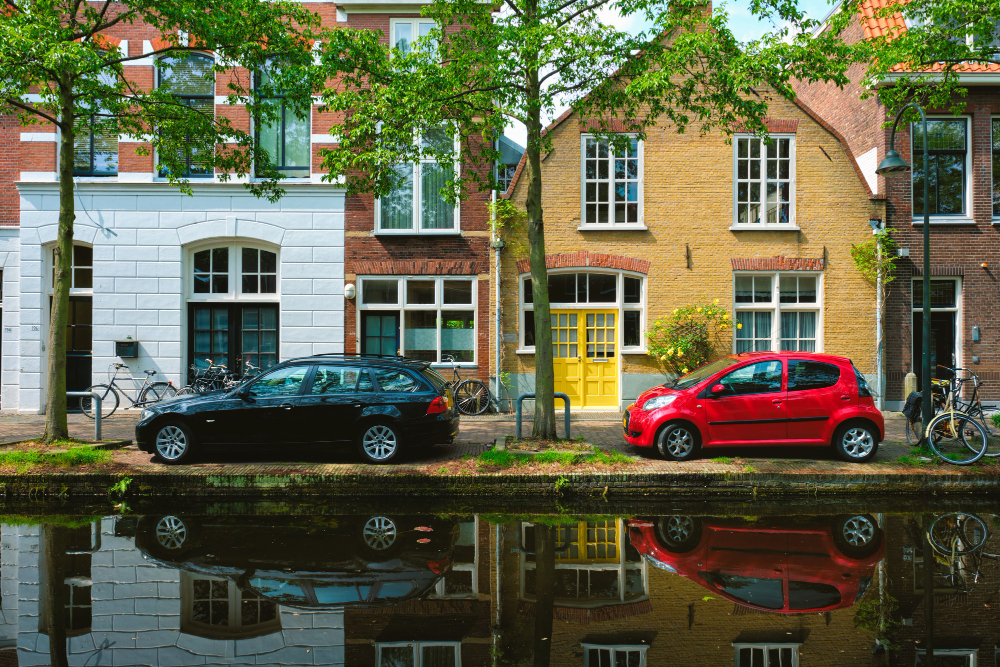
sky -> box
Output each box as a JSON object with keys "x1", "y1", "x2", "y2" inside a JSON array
[{"x1": 505, "y1": 0, "x2": 839, "y2": 147}]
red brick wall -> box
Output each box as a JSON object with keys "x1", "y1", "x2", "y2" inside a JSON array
[{"x1": 0, "y1": 114, "x2": 17, "y2": 227}]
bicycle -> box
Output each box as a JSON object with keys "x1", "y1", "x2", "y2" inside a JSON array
[
  {"x1": 441, "y1": 354, "x2": 493, "y2": 416},
  {"x1": 176, "y1": 359, "x2": 239, "y2": 395},
  {"x1": 923, "y1": 513, "x2": 995, "y2": 598},
  {"x1": 80, "y1": 363, "x2": 177, "y2": 418},
  {"x1": 904, "y1": 378, "x2": 947, "y2": 445},
  {"x1": 909, "y1": 366, "x2": 999, "y2": 463}
]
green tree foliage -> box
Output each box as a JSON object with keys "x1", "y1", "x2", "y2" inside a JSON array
[
  {"x1": 318, "y1": 0, "x2": 854, "y2": 438},
  {"x1": 0, "y1": 0, "x2": 329, "y2": 440}
]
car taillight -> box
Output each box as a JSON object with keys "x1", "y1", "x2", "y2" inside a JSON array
[
  {"x1": 427, "y1": 396, "x2": 448, "y2": 415},
  {"x1": 427, "y1": 557, "x2": 451, "y2": 574}
]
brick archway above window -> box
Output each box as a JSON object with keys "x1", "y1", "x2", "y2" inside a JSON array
[
  {"x1": 731, "y1": 256, "x2": 824, "y2": 271},
  {"x1": 515, "y1": 252, "x2": 650, "y2": 274},
  {"x1": 353, "y1": 260, "x2": 486, "y2": 275}
]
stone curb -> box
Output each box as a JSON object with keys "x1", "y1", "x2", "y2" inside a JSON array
[{"x1": 3, "y1": 469, "x2": 1000, "y2": 500}]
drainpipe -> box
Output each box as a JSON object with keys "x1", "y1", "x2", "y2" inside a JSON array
[
  {"x1": 492, "y1": 141, "x2": 503, "y2": 411},
  {"x1": 876, "y1": 231, "x2": 884, "y2": 410}
]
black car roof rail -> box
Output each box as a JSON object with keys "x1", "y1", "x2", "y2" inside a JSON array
[{"x1": 283, "y1": 352, "x2": 430, "y2": 366}]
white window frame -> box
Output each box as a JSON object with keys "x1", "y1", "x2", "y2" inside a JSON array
[
  {"x1": 153, "y1": 51, "x2": 217, "y2": 182},
  {"x1": 517, "y1": 270, "x2": 646, "y2": 355},
  {"x1": 375, "y1": 641, "x2": 461, "y2": 667},
  {"x1": 910, "y1": 276, "x2": 962, "y2": 373},
  {"x1": 731, "y1": 133, "x2": 797, "y2": 230},
  {"x1": 911, "y1": 115, "x2": 974, "y2": 225},
  {"x1": 733, "y1": 643, "x2": 801, "y2": 667},
  {"x1": 180, "y1": 572, "x2": 281, "y2": 639},
  {"x1": 915, "y1": 648, "x2": 977, "y2": 666},
  {"x1": 389, "y1": 17, "x2": 438, "y2": 54},
  {"x1": 375, "y1": 126, "x2": 461, "y2": 235},
  {"x1": 186, "y1": 242, "x2": 280, "y2": 302},
  {"x1": 252, "y1": 61, "x2": 312, "y2": 183},
  {"x1": 579, "y1": 133, "x2": 645, "y2": 230},
  {"x1": 47, "y1": 243, "x2": 94, "y2": 296},
  {"x1": 992, "y1": 117, "x2": 1000, "y2": 224},
  {"x1": 357, "y1": 275, "x2": 477, "y2": 365},
  {"x1": 582, "y1": 644, "x2": 648, "y2": 667},
  {"x1": 429, "y1": 517, "x2": 479, "y2": 599},
  {"x1": 732, "y1": 271, "x2": 823, "y2": 353}
]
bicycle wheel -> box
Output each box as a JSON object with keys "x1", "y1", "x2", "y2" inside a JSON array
[
  {"x1": 930, "y1": 513, "x2": 989, "y2": 554},
  {"x1": 454, "y1": 379, "x2": 490, "y2": 416},
  {"x1": 80, "y1": 384, "x2": 119, "y2": 419},
  {"x1": 175, "y1": 385, "x2": 197, "y2": 397},
  {"x1": 905, "y1": 418, "x2": 924, "y2": 445},
  {"x1": 140, "y1": 382, "x2": 178, "y2": 405},
  {"x1": 926, "y1": 412, "x2": 988, "y2": 465}
]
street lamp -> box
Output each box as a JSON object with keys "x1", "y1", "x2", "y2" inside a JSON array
[{"x1": 876, "y1": 103, "x2": 931, "y2": 435}]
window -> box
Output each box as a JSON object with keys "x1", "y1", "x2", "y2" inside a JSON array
[
  {"x1": 191, "y1": 245, "x2": 278, "y2": 298},
  {"x1": 911, "y1": 278, "x2": 961, "y2": 387},
  {"x1": 391, "y1": 18, "x2": 437, "y2": 54},
  {"x1": 788, "y1": 580, "x2": 841, "y2": 610},
  {"x1": 358, "y1": 276, "x2": 476, "y2": 364},
  {"x1": 734, "y1": 273, "x2": 820, "y2": 353},
  {"x1": 73, "y1": 114, "x2": 118, "y2": 176},
  {"x1": 157, "y1": 53, "x2": 214, "y2": 177},
  {"x1": 181, "y1": 573, "x2": 279, "y2": 639},
  {"x1": 583, "y1": 645, "x2": 647, "y2": 667},
  {"x1": 255, "y1": 63, "x2": 310, "y2": 178},
  {"x1": 581, "y1": 135, "x2": 642, "y2": 227},
  {"x1": 376, "y1": 642, "x2": 460, "y2": 667},
  {"x1": 51, "y1": 244, "x2": 94, "y2": 291},
  {"x1": 374, "y1": 368, "x2": 420, "y2": 392},
  {"x1": 734, "y1": 135, "x2": 794, "y2": 227},
  {"x1": 248, "y1": 365, "x2": 308, "y2": 397},
  {"x1": 703, "y1": 572, "x2": 784, "y2": 608},
  {"x1": 993, "y1": 119, "x2": 1000, "y2": 218},
  {"x1": 912, "y1": 118, "x2": 969, "y2": 217},
  {"x1": 190, "y1": 304, "x2": 278, "y2": 376},
  {"x1": 311, "y1": 365, "x2": 370, "y2": 394},
  {"x1": 498, "y1": 163, "x2": 517, "y2": 191},
  {"x1": 430, "y1": 518, "x2": 478, "y2": 599},
  {"x1": 734, "y1": 644, "x2": 799, "y2": 667},
  {"x1": 915, "y1": 649, "x2": 977, "y2": 666},
  {"x1": 787, "y1": 359, "x2": 840, "y2": 391},
  {"x1": 714, "y1": 360, "x2": 782, "y2": 396},
  {"x1": 520, "y1": 271, "x2": 645, "y2": 352},
  {"x1": 377, "y1": 126, "x2": 458, "y2": 234}
]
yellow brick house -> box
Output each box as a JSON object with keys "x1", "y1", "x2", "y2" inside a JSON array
[{"x1": 493, "y1": 94, "x2": 879, "y2": 411}]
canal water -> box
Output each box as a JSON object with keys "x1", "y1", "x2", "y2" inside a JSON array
[{"x1": 0, "y1": 503, "x2": 995, "y2": 666}]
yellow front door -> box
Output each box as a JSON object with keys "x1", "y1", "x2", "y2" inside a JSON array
[{"x1": 551, "y1": 309, "x2": 618, "y2": 410}]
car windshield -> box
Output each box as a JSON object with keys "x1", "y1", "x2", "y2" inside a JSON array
[{"x1": 669, "y1": 357, "x2": 741, "y2": 390}]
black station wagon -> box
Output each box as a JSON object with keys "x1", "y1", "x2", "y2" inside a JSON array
[{"x1": 135, "y1": 354, "x2": 459, "y2": 464}]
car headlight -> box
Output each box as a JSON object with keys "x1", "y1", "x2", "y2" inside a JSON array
[
  {"x1": 140, "y1": 409, "x2": 155, "y2": 421},
  {"x1": 642, "y1": 395, "x2": 677, "y2": 411}
]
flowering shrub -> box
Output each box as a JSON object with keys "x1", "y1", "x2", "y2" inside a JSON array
[{"x1": 646, "y1": 300, "x2": 734, "y2": 375}]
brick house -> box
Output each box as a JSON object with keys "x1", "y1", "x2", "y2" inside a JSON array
[
  {"x1": 0, "y1": 0, "x2": 492, "y2": 415},
  {"x1": 793, "y1": 0, "x2": 1000, "y2": 408},
  {"x1": 496, "y1": 88, "x2": 878, "y2": 411}
]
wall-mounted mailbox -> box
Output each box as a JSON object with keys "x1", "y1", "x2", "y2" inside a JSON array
[{"x1": 115, "y1": 340, "x2": 138, "y2": 358}]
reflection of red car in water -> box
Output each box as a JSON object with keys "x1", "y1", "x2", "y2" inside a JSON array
[{"x1": 627, "y1": 514, "x2": 884, "y2": 613}]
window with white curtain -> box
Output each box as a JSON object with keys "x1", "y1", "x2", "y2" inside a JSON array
[
  {"x1": 377, "y1": 126, "x2": 459, "y2": 234},
  {"x1": 583, "y1": 645, "x2": 647, "y2": 667},
  {"x1": 376, "y1": 642, "x2": 460, "y2": 666},
  {"x1": 734, "y1": 644, "x2": 799, "y2": 667},
  {"x1": 734, "y1": 273, "x2": 820, "y2": 353}
]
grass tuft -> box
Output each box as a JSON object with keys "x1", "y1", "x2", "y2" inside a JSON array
[
  {"x1": 0, "y1": 446, "x2": 111, "y2": 472},
  {"x1": 709, "y1": 456, "x2": 735, "y2": 464},
  {"x1": 477, "y1": 447, "x2": 632, "y2": 470}
]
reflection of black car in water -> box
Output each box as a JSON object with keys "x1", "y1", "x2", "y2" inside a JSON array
[{"x1": 132, "y1": 514, "x2": 459, "y2": 609}]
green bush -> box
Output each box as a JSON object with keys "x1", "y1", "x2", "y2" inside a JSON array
[{"x1": 646, "y1": 301, "x2": 732, "y2": 375}]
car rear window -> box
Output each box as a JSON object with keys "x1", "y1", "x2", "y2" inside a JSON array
[
  {"x1": 854, "y1": 367, "x2": 873, "y2": 398},
  {"x1": 421, "y1": 367, "x2": 449, "y2": 392},
  {"x1": 787, "y1": 360, "x2": 841, "y2": 392},
  {"x1": 789, "y1": 580, "x2": 842, "y2": 610},
  {"x1": 373, "y1": 368, "x2": 420, "y2": 393}
]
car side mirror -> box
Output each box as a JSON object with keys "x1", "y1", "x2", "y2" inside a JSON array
[{"x1": 710, "y1": 383, "x2": 726, "y2": 395}]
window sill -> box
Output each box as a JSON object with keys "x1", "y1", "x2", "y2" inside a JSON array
[
  {"x1": 912, "y1": 217, "x2": 975, "y2": 225},
  {"x1": 729, "y1": 224, "x2": 800, "y2": 232},
  {"x1": 516, "y1": 348, "x2": 535, "y2": 355},
  {"x1": 622, "y1": 348, "x2": 648, "y2": 355},
  {"x1": 577, "y1": 224, "x2": 649, "y2": 232},
  {"x1": 374, "y1": 229, "x2": 462, "y2": 236}
]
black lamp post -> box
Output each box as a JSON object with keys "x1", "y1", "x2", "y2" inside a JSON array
[{"x1": 876, "y1": 103, "x2": 931, "y2": 434}]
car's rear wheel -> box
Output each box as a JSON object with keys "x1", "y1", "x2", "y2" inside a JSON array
[
  {"x1": 655, "y1": 515, "x2": 703, "y2": 553},
  {"x1": 357, "y1": 515, "x2": 402, "y2": 557},
  {"x1": 358, "y1": 421, "x2": 401, "y2": 464},
  {"x1": 832, "y1": 514, "x2": 882, "y2": 558},
  {"x1": 833, "y1": 421, "x2": 879, "y2": 463},
  {"x1": 136, "y1": 515, "x2": 202, "y2": 561},
  {"x1": 657, "y1": 422, "x2": 701, "y2": 461},
  {"x1": 153, "y1": 420, "x2": 196, "y2": 464}
]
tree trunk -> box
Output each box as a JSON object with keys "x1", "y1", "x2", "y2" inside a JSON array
[
  {"x1": 532, "y1": 523, "x2": 555, "y2": 667},
  {"x1": 42, "y1": 525, "x2": 70, "y2": 667},
  {"x1": 44, "y1": 88, "x2": 75, "y2": 442},
  {"x1": 523, "y1": 2, "x2": 556, "y2": 440}
]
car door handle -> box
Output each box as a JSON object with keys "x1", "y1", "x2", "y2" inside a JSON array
[
  {"x1": 353, "y1": 404, "x2": 362, "y2": 408},
  {"x1": 280, "y1": 403, "x2": 294, "y2": 410},
  {"x1": 772, "y1": 399, "x2": 782, "y2": 405},
  {"x1": 840, "y1": 395, "x2": 851, "y2": 401}
]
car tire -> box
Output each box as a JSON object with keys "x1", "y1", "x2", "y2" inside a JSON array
[
  {"x1": 152, "y1": 420, "x2": 196, "y2": 464},
  {"x1": 656, "y1": 422, "x2": 701, "y2": 461},
  {"x1": 655, "y1": 515, "x2": 703, "y2": 553},
  {"x1": 357, "y1": 515, "x2": 403, "y2": 558},
  {"x1": 832, "y1": 514, "x2": 882, "y2": 559},
  {"x1": 136, "y1": 515, "x2": 201, "y2": 561},
  {"x1": 833, "y1": 421, "x2": 879, "y2": 463},
  {"x1": 357, "y1": 420, "x2": 401, "y2": 464}
]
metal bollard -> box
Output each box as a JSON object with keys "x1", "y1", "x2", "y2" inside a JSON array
[
  {"x1": 66, "y1": 391, "x2": 102, "y2": 440},
  {"x1": 515, "y1": 392, "x2": 570, "y2": 440}
]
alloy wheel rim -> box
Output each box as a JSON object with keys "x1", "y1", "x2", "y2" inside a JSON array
[
  {"x1": 362, "y1": 516, "x2": 397, "y2": 550},
  {"x1": 155, "y1": 425, "x2": 187, "y2": 460},
  {"x1": 842, "y1": 428, "x2": 874, "y2": 458},
  {"x1": 842, "y1": 515, "x2": 875, "y2": 547},
  {"x1": 155, "y1": 516, "x2": 188, "y2": 550},
  {"x1": 363, "y1": 425, "x2": 397, "y2": 460},
  {"x1": 664, "y1": 516, "x2": 694, "y2": 544},
  {"x1": 666, "y1": 429, "x2": 693, "y2": 457}
]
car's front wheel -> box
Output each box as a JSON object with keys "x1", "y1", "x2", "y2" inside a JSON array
[
  {"x1": 832, "y1": 514, "x2": 882, "y2": 558},
  {"x1": 358, "y1": 421, "x2": 401, "y2": 464},
  {"x1": 657, "y1": 422, "x2": 701, "y2": 461},
  {"x1": 833, "y1": 421, "x2": 879, "y2": 463},
  {"x1": 153, "y1": 420, "x2": 196, "y2": 464}
]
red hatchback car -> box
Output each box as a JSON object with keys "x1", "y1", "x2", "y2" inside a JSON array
[
  {"x1": 627, "y1": 514, "x2": 885, "y2": 614},
  {"x1": 623, "y1": 352, "x2": 884, "y2": 462}
]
